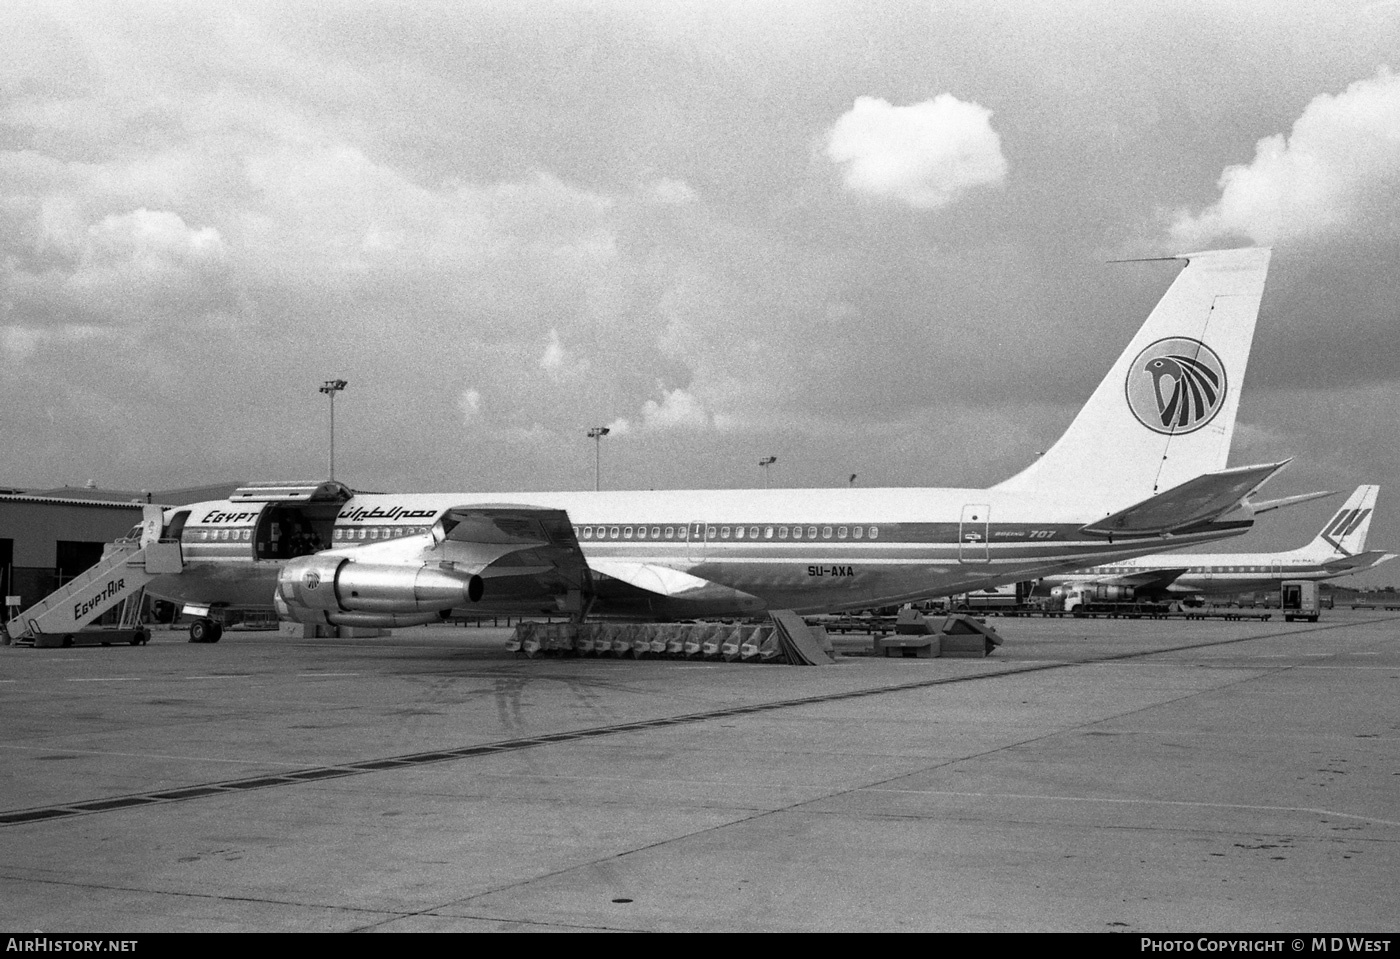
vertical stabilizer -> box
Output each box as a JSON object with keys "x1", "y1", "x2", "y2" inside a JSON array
[
  {"x1": 1304, "y1": 485, "x2": 1379, "y2": 557},
  {"x1": 994, "y1": 247, "x2": 1272, "y2": 510}
]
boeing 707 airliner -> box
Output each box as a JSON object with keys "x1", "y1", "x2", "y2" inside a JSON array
[{"x1": 128, "y1": 247, "x2": 1307, "y2": 641}]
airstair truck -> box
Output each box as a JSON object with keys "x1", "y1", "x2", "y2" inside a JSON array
[{"x1": 2, "y1": 506, "x2": 183, "y2": 647}]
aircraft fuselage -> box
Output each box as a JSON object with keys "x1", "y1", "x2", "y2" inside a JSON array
[{"x1": 148, "y1": 486, "x2": 1253, "y2": 618}]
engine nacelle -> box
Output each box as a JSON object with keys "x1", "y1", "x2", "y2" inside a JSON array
[
  {"x1": 277, "y1": 554, "x2": 483, "y2": 624},
  {"x1": 274, "y1": 593, "x2": 450, "y2": 628}
]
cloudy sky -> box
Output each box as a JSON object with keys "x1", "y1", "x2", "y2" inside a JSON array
[{"x1": 3, "y1": 0, "x2": 1399, "y2": 584}]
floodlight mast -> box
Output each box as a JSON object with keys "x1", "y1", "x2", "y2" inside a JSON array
[
  {"x1": 319, "y1": 379, "x2": 348, "y2": 481},
  {"x1": 587, "y1": 426, "x2": 610, "y2": 491},
  {"x1": 759, "y1": 456, "x2": 777, "y2": 488}
]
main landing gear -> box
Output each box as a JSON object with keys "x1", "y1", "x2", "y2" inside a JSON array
[{"x1": 188, "y1": 618, "x2": 223, "y2": 643}]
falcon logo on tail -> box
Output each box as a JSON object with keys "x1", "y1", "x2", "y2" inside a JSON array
[{"x1": 1125, "y1": 337, "x2": 1227, "y2": 435}]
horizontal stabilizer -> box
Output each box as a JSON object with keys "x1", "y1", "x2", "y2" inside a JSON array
[
  {"x1": 1320, "y1": 550, "x2": 1397, "y2": 574},
  {"x1": 1246, "y1": 489, "x2": 1335, "y2": 515},
  {"x1": 1081, "y1": 461, "x2": 1289, "y2": 537}
]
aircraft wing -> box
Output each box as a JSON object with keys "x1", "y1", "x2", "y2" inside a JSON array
[
  {"x1": 433, "y1": 504, "x2": 591, "y2": 591},
  {"x1": 1086, "y1": 567, "x2": 1190, "y2": 592},
  {"x1": 585, "y1": 559, "x2": 767, "y2": 611},
  {"x1": 1081, "y1": 461, "x2": 1289, "y2": 537},
  {"x1": 586, "y1": 560, "x2": 715, "y2": 597}
]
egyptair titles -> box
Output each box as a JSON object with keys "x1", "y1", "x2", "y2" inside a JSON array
[{"x1": 338, "y1": 505, "x2": 439, "y2": 523}]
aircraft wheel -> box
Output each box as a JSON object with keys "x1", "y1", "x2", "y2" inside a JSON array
[
  {"x1": 207, "y1": 622, "x2": 223, "y2": 643},
  {"x1": 189, "y1": 619, "x2": 214, "y2": 643}
]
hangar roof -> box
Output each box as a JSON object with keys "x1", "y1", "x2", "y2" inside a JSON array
[
  {"x1": 0, "y1": 481, "x2": 244, "y2": 509},
  {"x1": 0, "y1": 493, "x2": 153, "y2": 510}
]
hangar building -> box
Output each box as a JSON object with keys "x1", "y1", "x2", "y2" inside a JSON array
[{"x1": 0, "y1": 483, "x2": 240, "y2": 608}]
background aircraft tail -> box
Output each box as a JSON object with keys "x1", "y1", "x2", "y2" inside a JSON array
[
  {"x1": 994, "y1": 247, "x2": 1272, "y2": 510},
  {"x1": 1304, "y1": 485, "x2": 1379, "y2": 557}
]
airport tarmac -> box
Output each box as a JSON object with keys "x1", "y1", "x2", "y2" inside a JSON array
[{"x1": 2, "y1": 610, "x2": 1397, "y2": 933}]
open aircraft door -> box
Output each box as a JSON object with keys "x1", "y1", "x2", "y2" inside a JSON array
[
  {"x1": 959, "y1": 504, "x2": 990, "y2": 564},
  {"x1": 231, "y1": 481, "x2": 353, "y2": 560}
]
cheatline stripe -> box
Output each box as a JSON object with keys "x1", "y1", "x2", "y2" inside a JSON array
[{"x1": 4, "y1": 614, "x2": 1388, "y2": 827}]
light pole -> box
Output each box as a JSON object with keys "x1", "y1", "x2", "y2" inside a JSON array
[
  {"x1": 319, "y1": 379, "x2": 347, "y2": 481},
  {"x1": 587, "y1": 426, "x2": 610, "y2": 491},
  {"x1": 759, "y1": 455, "x2": 777, "y2": 488}
]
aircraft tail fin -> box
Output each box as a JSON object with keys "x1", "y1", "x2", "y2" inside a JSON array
[
  {"x1": 994, "y1": 247, "x2": 1272, "y2": 511},
  {"x1": 1305, "y1": 485, "x2": 1380, "y2": 558}
]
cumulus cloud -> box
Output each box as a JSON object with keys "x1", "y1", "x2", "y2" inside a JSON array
[
  {"x1": 645, "y1": 177, "x2": 698, "y2": 205},
  {"x1": 457, "y1": 388, "x2": 482, "y2": 423},
  {"x1": 86, "y1": 208, "x2": 225, "y2": 266},
  {"x1": 826, "y1": 95, "x2": 1008, "y2": 208},
  {"x1": 601, "y1": 387, "x2": 736, "y2": 437},
  {"x1": 641, "y1": 387, "x2": 711, "y2": 430},
  {"x1": 0, "y1": 323, "x2": 111, "y2": 361},
  {"x1": 1229, "y1": 421, "x2": 1293, "y2": 457},
  {"x1": 539, "y1": 328, "x2": 566, "y2": 374},
  {"x1": 1170, "y1": 67, "x2": 1400, "y2": 246}
]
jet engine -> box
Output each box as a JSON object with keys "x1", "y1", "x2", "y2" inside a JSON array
[{"x1": 276, "y1": 554, "x2": 484, "y2": 627}]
